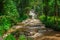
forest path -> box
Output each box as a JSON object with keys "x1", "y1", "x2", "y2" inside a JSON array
[
  {"x1": 38, "y1": 31, "x2": 60, "y2": 40},
  {"x1": 1, "y1": 19, "x2": 60, "y2": 40}
]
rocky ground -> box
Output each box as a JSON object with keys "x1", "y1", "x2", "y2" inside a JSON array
[
  {"x1": 36, "y1": 31, "x2": 60, "y2": 40},
  {"x1": 1, "y1": 19, "x2": 60, "y2": 40},
  {"x1": 0, "y1": 31, "x2": 60, "y2": 40}
]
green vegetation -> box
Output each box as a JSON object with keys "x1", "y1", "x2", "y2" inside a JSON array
[
  {"x1": 3, "y1": 0, "x2": 20, "y2": 22},
  {"x1": 0, "y1": 0, "x2": 60, "y2": 39},
  {"x1": 4, "y1": 34, "x2": 16, "y2": 40},
  {"x1": 0, "y1": 16, "x2": 11, "y2": 36},
  {"x1": 3, "y1": 34, "x2": 28, "y2": 40},
  {"x1": 0, "y1": 0, "x2": 20, "y2": 36},
  {"x1": 18, "y1": 34, "x2": 27, "y2": 40},
  {"x1": 39, "y1": 15, "x2": 60, "y2": 31}
]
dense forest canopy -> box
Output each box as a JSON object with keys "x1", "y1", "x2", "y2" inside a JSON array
[{"x1": 0, "y1": 0, "x2": 60, "y2": 37}]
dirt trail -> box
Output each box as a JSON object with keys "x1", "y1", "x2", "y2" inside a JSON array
[{"x1": 37, "y1": 31, "x2": 60, "y2": 40}]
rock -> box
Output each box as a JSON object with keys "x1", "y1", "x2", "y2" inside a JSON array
[
  {"x1": 22, "y1": 19, "x2": 42, "y2": 26},
  {"x1": 3, "y1": 18, "x2": 46, "y2": 39},
  {"x1": 22, "y1": 18, "x2": 46, "y2": 35}
]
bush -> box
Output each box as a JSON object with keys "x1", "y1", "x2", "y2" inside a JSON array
[
  {"x1": 0, "y1": 16, "x2": 11, "y2": 36},
  {"x1": 18, "y1": 34, "x2": 27, "y2": 40},
  {"x1": 3, "y1": 0, "x2": 20, "y2": 23},
  {"x1": 0, "y1": 16, "x2": 17, "y2": 36},
  {"x1": 4, "y1": 34, "x2": 16, "y2": 40},
  {"x1": 19, "y1": 14, "x2": 28, "y2": 22},
  {"x1": 39, "y1": 15, "x2": 60, "y2": 31}
]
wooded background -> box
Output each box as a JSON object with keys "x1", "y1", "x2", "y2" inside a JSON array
[{"x1": 0, "y1": 0, "x2": 60, "y2": 36}]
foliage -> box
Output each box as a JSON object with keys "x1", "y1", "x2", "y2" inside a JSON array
[
  {"x1": 0, "y1": 0, "x2": 21, "y2": 36},
  {"x1": 0, "y1": 16, "x2": 15, "y2": 36},
  {"x1": 3, "y1": 0, "x2": 20, "y2": 23},
  {"x1": 39, "y1": 15, "x2": 60, "y2": 31},
  {"x1": 18, "y1": 34, "x2": 27, "y2": 40},
  {"x1": 4, "y1": 34, "x2": 16, "y2": 40},
  {"x1": 0, "y1": 0, "x2": 60, "y2": 38},
  {"x1": 18, "y1": 0, "x2": 30, "y2": 20}
]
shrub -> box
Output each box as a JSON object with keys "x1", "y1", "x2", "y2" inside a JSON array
[
  {"x1": 4, "y1": 34, "x2": 16, "y2": 40},
  {"x1": 3, "y1": 0, "x2": 20, "y2": 23},
  {"x1": 39, "y1": 15, "x2": 60, "y2": 31},
  {"x1": 39, "y1": 15, "x2": 46, "y2": 23},
  {"x1": 0, "y1": 16, "x2": 10, "y2": 36},
  {"x1": 18, "y1": 34, "x2": 27, "y2": 40},
  {"x1": 0, "y1": 16, "x2": 16, "y2": 36}
]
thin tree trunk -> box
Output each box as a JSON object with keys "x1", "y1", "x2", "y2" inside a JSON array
[{"x1": 54, "y1": 0, "x2": 58, "y2": 27}]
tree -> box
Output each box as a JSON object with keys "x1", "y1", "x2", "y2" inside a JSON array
[
  {"x1": 17, "y1": 0, "x2": 30, "y2": 21},
  {"x1": 0, "y1": 0, "x2": 4, "y2": 16},
  {"x1": 3, "y1": 0, "x2": 20, "y2": 22}
]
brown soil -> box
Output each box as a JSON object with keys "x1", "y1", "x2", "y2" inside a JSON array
[{"x1": 37, "y1": 31, "x2": 60, "y2": 40}]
